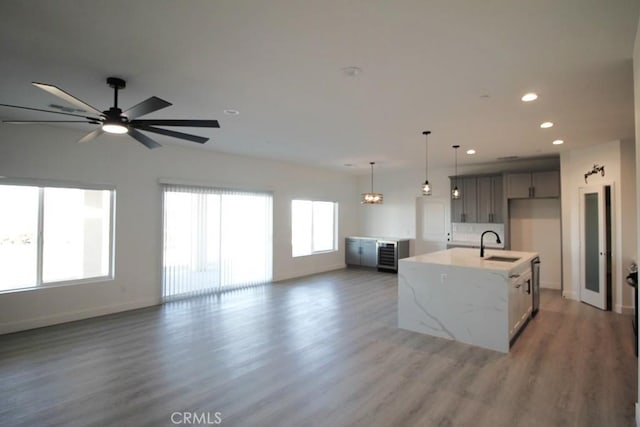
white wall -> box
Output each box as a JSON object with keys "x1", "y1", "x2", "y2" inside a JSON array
[
  {"x1": 560, "y1": 140, "x2": 637, "y2": 313},
  {"x1": 0, "y1": 125, "x2": 359, "y2": 334},
  {"x1": 509, "y1": 198, "x2": 562, "y2": 289}
]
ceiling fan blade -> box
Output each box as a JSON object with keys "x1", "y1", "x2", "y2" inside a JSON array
[
  {"x1": 0, "y1": 103, "x2": 101, "y2": 120},
  {"x1": 4, "y1": 120, "x2": 98, "y2": 124},
  {"x1": 130, "y1": 119, "x2": 220, "y2": 128},
  {"x1": 78, "y1": 128, "x2": 103, "y2": 144},
  {"x1": 123, "y1": 96, "x2": 172, "y2": 120},
  {"x1": 132, "y1": 124, "x2": 209, "y2": 144},
  {"x1": 32, "y1": 82, "x2": 103, "y2": 116},
  {"x1": 129, "y1": 128, "x2": 161, "y2": 149}
]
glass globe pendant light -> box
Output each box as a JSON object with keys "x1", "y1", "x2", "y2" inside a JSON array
[
  {"x1": 421, "y1": 131, "x2": 432, "y2": 196},
  {"x1": 452, "y1": 145, "x2": 461, "y2": 200}
]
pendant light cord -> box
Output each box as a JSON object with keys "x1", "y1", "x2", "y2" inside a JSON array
[
  {"x1": 370, "y1": 162, "x2": 375, "y2": 192},
  {"x1": 453, "y1": 145, "x2": 460, "y2": 187},
  {"x1": 423, "y1": 131, "x2": 431, "y2": 181}
]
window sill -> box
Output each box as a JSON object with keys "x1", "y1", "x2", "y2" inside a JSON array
[{"x1": 0, "y1": 275, "x2": 115, "y2": 295}]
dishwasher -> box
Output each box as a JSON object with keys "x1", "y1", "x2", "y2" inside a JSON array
[{"x1": 531, "y1": 257, "x2": 541, "y2": 317}]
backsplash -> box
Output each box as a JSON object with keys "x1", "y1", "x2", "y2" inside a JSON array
[{"x1": 450, "y1": 223, "x2": 505, "y2": 246}]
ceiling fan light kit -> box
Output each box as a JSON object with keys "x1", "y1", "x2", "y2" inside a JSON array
[
  {"x1": 1, "y1": 77, "x2": 220, "y2": 149},
  {"x1": 102, "y1": 123, "x2": 128, "y2": 134}
]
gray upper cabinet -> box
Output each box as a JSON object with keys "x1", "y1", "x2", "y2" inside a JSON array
[
  {"x1": 452, "y1": 174, "x2": 504, "y2": 223},
  {"x1": 506, "y1": 170, "x2": 560, "y2": 199},
  {"x1": 451, "y1": 177, "x2": 477, "y2": 223},
  {"x1": 505, "y1": 172, "x2": 532, "y2": 198},
  {"x1": 531, "y1": 171, "x2": 560, "y2": 198},
  {"x1": 477, "y1": 175, "x2": 503, "y2": 223}
]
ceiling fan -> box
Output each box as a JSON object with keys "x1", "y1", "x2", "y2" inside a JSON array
[{"x1": 0, "y1": 77, "x2": 220, "y2": 149}]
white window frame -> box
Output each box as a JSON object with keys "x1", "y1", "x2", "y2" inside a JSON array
[
  {"x1": 0, "y1": 177, "x2": 116, "y2": 293},
  {"x1": 291, "y1": 199, "x2": 338, "y2": 257}
]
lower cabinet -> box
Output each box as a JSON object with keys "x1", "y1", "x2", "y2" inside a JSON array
[
  {"x1": 346, "y1": 237, "x2": 410, "y2": 270},
  {"x1": 345, "y1": 238, "x2": 377, "y2": 268},
  {"x1": 508, "y1": 269, "x2": 532, "y2": 339}
]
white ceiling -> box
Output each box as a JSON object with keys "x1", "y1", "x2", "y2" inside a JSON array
[{"x1": 0, "y1": 0, "x2": 638, "y2": 173}]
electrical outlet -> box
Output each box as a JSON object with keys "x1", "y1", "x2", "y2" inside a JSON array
[{"x1": 440, "y1": 273, "x2": 447, "y2": 283}]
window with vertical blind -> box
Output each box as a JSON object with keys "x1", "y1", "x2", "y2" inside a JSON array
[
  {"x1": 291, "y1": 200, "x2": 338, "y2": 257},
  {"x1": 162, "y1": 184, "x2": 273, "y2": 299},
  {"x1": 0, "y1": 180, "x2": 115, "y2": 293}
]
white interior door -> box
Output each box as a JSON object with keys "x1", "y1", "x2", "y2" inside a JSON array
[{"x1": 579, "y1": 185, "x2": 607, "y2": 310}]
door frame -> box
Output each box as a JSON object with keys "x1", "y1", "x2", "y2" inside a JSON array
[{"x1": 578, "y1": 183, "x2": 613, "y2": 310}]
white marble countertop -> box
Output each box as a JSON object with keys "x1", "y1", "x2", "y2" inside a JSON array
[{"x1": 401, "y1": 247, "x2": 538, "y2": 272}]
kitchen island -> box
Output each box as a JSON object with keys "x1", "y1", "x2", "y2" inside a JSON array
[{"x1": 398, "y1": 247, "x2": 538, "y2": 353}]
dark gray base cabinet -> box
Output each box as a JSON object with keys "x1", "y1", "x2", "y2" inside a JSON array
[{"x1": 345, "y1": 238, "x2": 377, "y2": 268}]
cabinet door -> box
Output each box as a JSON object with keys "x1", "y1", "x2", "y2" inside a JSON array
[
  {"x1": 345, "y1": 238, "x2": 361, "y2": 265},
  {"x1": 506, "y1": 173, "x2": 532, "y2": 199},
  {"x1": 451, "y1": 178, "x2": 464, "y2": 222},
  {"x1": 491, "y1": 175, "x2": 504, "y2": 223},
  {"x1": 360, "y1": 239, "x2": 378, "y2": 267},
  {"x1": 461, "y1": 177, "x2": 478, "y2": 223},
  {"x1": 508, "y1": 280, "x2": 520, "y2": 338},
  {"x1": 477, "y1": 176, "x2": 493, "y2": 223},
  {"x1": 532, "y1": 171, "x2": 560, "y2": 198}
]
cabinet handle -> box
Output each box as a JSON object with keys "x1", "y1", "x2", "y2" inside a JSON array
[{"x1": 509, "y1": 274, "x2": 520, "y2": 278}]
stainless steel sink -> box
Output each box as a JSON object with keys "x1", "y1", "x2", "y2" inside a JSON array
[{"x1": 484, "y1": 255, "x2": 521, "y2": 262}]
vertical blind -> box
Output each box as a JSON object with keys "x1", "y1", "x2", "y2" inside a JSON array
[{"x1": 162, "y1": 184, "x2": 273, "y2": 300}]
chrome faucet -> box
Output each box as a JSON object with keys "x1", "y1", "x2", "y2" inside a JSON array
[{"x1": 480, "y1": 231, "x2": 502, "y2": 258}]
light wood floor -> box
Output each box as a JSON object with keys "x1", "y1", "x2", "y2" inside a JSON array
[{"x1": 0, "y1": 268, "x2": 636, "y2": 427}]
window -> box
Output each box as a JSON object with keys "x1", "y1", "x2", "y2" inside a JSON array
[
  {"x1": 162, "y1": 184, "x2": 273, "y2": 299},
  {"x1": 291, "y1": 200, "x2": 338, "y2": 257},
  {"x1": 0, "y1": 182, "x2": 114, "y2": 292}
]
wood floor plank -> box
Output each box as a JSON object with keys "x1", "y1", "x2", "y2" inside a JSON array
[{"x1": 0, "y1": 268, "x2": 636, "y2": 426}]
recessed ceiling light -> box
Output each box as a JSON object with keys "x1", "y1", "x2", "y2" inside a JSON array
[
  {"x1": 540, "y1": 121, "x2": 554, "y2": 128},
  {"x1": 521, "y1": 93, "x2": 538, "y2": 102},
  {"x1": 552, "y1": 139, "x2": 564, "y2": 145},
  {"x1": 466, "y1": 149, "x2": 476, "y2": 154},
  {"x1": 342, "y1": 66, "x2": 362, "y2": 77},
  {"x1": 224, "y1": 109, "x2": 240, "y2": 115}
]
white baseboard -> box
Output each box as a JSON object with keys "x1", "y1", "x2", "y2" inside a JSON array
[
  {"x1": 615, "y1": 304, "x2": 634, "y2": 315},
  {"x1": 562, "y1": 289, "x2": 580, "y2": 301},
  {"x1": 636, "y1": 401, "x2": 639, "y2": 427},
  {"x1": 274, "y1": 263, "x2": 347, "y2": 282},
  {"x1": 541, "y1": 281, "x2": 561, "y2": 290},
  {"x1": 0, "y1": 297, "x2": 161, "y2": 335}
]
